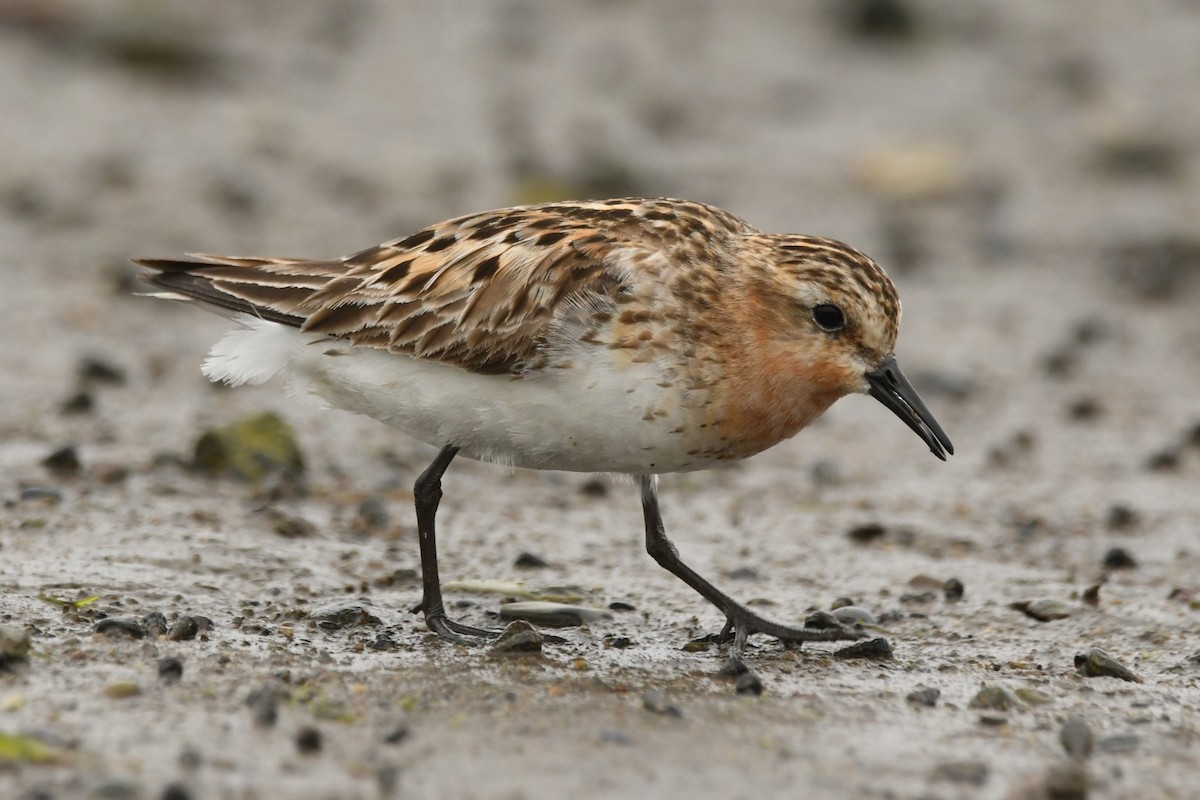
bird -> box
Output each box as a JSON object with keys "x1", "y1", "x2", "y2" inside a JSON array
[{"x1": 137, "y1": 196, "x2": 953, "y2": 658}]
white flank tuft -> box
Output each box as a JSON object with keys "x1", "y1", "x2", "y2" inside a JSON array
[{"x1": 202, "y1": 314, "x2": 297, "y2": 387}]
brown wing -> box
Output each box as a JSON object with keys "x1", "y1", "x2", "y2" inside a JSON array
[{"x1": 137, "y1": 198, "x2": 754, "y2": 374}]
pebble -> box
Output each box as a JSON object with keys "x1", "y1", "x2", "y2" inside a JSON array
[
  {"x1": 1014, "y1": 687, "x2": 1054, "y2": 706},
  {"x1": 847, "y1": 522, "x2": 887, "y2": 543},
  {"x1": 513, "y1": 551, "x2": 549, "y2": 569},
  {"x1": 642, "y1": 689, "x2": 682, "y2": 718},
  {"x1": 498, "y1": 601, "x2": 612, "y2": 628},
  {"x1": 266, "y1": 509, "x2": 318, "y2": 539},
  {"x1": 1106, "y1": 504, "x2": 1139, "y2": 530},
  {"x1": 726, "y1": 566, "x2": 758, "y2": 581},
  {"x1": 604, "y1": 635, "x2": 634, "y2": 649},
  {"x1": 158, "y1": 657, "x2": 184, "y2": 683},
  {"x1": 0, "y1": 624, "x2": 32, "y2": 667},
  {"x1": 969, "y1": 685, "x2": 1019, "y2": 711},
  {"x1": 1102, "y1": 547, "x2": 1137, "y2": 570},
  {"x1": 1082, "y1": 584, "x2": 1102, "y2": 607},
  {"x1": 193, "y1": 411, "x2": 305, "y2": 482},
  {"x1": 383, "y1": 721, "x2": 410, "y2": 744},
  {"x1": 94, "y1": 617, "x2": 146, "y2": 639},
  {"x1": 598, "y1": 729, "x2": 633, "y2": 745},
  {"x1": 735, "y1": 672, "x2": 764, "y2": 696},
  {"x1": 831, "y1": 606, "x2": 877, "y2": 626},
  {"x1": 1060, "y1": 717, "x2": 1094, "y2": 760},
  {"x1": 79, "y1": 356, "x2": 127, "y2": 385},
  {"x1": 169, "y1": 615, "x2": 214, "y2": 640},
  {"x1": 1010, "y1": 598, "x2": 1074, "y2": 622},
  {"x1": 18, "y1": 486, "x2": 63, "y2": 504},
  {"x1": 161, "y1": 783, "x2": 192, "y2": 800},
  {"x1": 1075, "y1": 647, "x2": 1142, "y2": 683},
  {"x1": 104, "y1": 681, "x2": 142, "y2": 699},
  {"x1": 143, "y1": 612, "x2": 169, "y2": 638},
  {"x1": 804, "y1": 610, "x2": 843, "y2": 629},
  {"x1": 931, "y1": 760, "x2": 989, "y2": 787},
  {"x1": 42, "y1": 444, "x2": 81, "y2": 477},
  {"x1": 295, "y1": 726, "x2": 322, "y2": 754},
  {"x1": 607, "y1": 601, "x2": 636, "y2": 612},
  {"x1": 488, "y1": 621, "x2": 544, "y2": 655},
  {"x1": 1097, "y1": 733, "x2": 1140, "y2": 754},
  {"x1": 906, "y1": 686, "x2": 940, "y2": 707},
  {"x1": 943, "y1": 578, "x2": 965, "y2": 602},
  {"x1": 309, "y1": 602, "x2": 381, "y2": 631},
  {"x1": 833, "y1": 637, "x2": 892, "y2": 660},
  {"x1": 246, "y1": 682, "x2": 282, "y2": 727},
  {"x1": 60, "y1": 390, "x2": 95, "y2": 415},
  {"x1": 354, "y1": 496, "x2": 390, "y2": 532}
]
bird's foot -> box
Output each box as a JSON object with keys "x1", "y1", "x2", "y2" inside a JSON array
[
  {"x1": 704, "y1": 603, "x2": 866, "y2": 660},
  {"x1": 425, "y1": 612, "x2": 504, "y2": 645}
]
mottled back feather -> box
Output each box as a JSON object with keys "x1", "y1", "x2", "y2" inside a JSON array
[{"x1": 137, "y1": 198, "x2": 755, "y2": 374}]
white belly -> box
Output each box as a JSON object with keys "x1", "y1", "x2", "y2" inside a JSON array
[{"x1": 202, "y1": 316, "x2": 715, "y2": 474}]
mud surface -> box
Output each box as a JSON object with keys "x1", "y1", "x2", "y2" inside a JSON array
[{"x1": 2, "y1": 2, "x2": 1200, "y2": 798}]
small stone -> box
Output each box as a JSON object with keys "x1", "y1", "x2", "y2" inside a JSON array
[
  {"x1": 978, "y1": 714, "x2": 1008, "y2": 727},
  {"x1": 0, "y1": 624, "x2": 32, "y2": 667},
  {"x1": 734, "y1": 672, "x2": 764, "y2": 696},
  {"x1": 681, "y1": 639, "x2": 710, "y2": 653},
  {"x1": 193, "y1": 412, "x2": 305, "y2": 482},
  {"x1": 1106, "y1": 504, "x2": 1139, "y2": 530},
  {"x1": 295, "y1": 725, "x2": 322, "y2": 754},
  {"x1": 831, "y1": 606, "x2": 877, "y2": 626},
  {"x1": 1011, "y1": 598, "x2": 1074, "y2": 622},
  {"x1": 1102, "y1": 547, "x2": 1137, "y2": 570},
  {"x1": 968, "y1": 685, "x2": 1019, "y2": 711},
  {"x1": 309, "y1": 602, "x2": 381, "y2": 631},
  {"x1": 931, "y1": 760, "x2": 989, "y2": 787},
  {"x1": 579, "y1": 479, "x2": 608, "y2": 497},
  {"x1": 942, "y1": 578, "x2": 965, "y2": 602},
  {"x1": 835, "y1": 0, "x2": 918, "y2": 41},
  {"x1": 158, "y1": 657, "x2": 184, "y2": 683},
  {"x1": 19, "y1": 486, "x2": 62, "y2": 505},
  {"x1": 104, "y1": 681, "x2": 142, "y2": 699},
  {"x1": 42, "y1": 444, "x2": 81, "y2": 477},
  {"x1": 167, "y1": 616, "x2": 198, "y2": 640},
  {"x1": 1145, "y1": 447, "x2": 1181, "y2": 471},
  {"x1": 833, "y1": 637, "x2": 893, "y2": 660},
  {"x1": 604, "y1": 635, "x2": 634, "y2": 649},
  {"x1": 513, "y1": 551, "x2": 549, "y2": 569},
  {"x1": 60, "y1": 390, "x2": 95, "y2": 415},
  {"x1": 94, "y1": 617, "x2": 145, "y2": 639},
  {"x1": 246, "y1": 682, "x2": 282, "y2": 727},
  {"x1": 906, "y1": 686, "x2": 940, "y2": 707},
  {"x1": 498, "y1": 601, "x2": 612, "y2": 628},
  {"x1": 830, "y1": 597, "x2": 855, "y2": 610},
  {"x1": 1060, "y1": 717, "x2": 1094, "y2": 760},
  {"x1": 607, "y1": 601, "x2": 636, "y2": 612},
  {"x1": 1067, "y1": 396, "x2": 1103, "y2": 420},
  {"x1": 1014, "y1": 687, "x2": 1054, "y2": 706},
  {"x1": 1075, "y1": 648, "x2": 1141, "y2": 682},
  {"x1": 804, "y1": 610, "x2": 843, "y2": 629},
  {"x1": 142, "y1": 612, "x2": 169, "y2": 638},
  {"x1": 1047, "y1": 766, "x2": 1090, "y2": 800},
  {"x1": 642, "y1": 689, "x2": 682, "y2": 717},
  {"x1": 847, "y1": 522, "x2": 887, "y2": 543},
  {"x1": 1081, "y1": 584, "x2": 1101, "y2": 607},
  {"x1": 353, "y1": 496, "x2": 390, "y2": 532},
  {"x1": 79, "y1": 356, "x2": 126, "y2": 385},
  {"x1": 383, "y1": 721, "x2": 410, "y2": 744},
  {"x1": 1097, "y1": 733, "x2": 1140, "y2": 753},
  {"x1": 267, "y1": 509, "x2": 318, "y2": 539},
  {"x1": 161, "y1": 782, "x2": 192, "y2": 800},
  {"x1": 598, "y1": 729, "x2": 633, "y2": 745},
  {"x1": 726, "y1": 566, "x2": 759, "y2": 581},
  {"x1": 489, "y1": 620, "x2": 544, "y2": 655}
]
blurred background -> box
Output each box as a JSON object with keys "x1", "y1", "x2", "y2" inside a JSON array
[{"x1": 2, "y1": 2, "x2": 1199, "y2": 797}]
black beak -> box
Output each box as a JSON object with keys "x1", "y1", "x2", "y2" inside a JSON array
[{"x1": 865, "y1": 355, "x2": 954, "y2": 461}]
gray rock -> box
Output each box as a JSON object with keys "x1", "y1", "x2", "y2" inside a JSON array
[
  {"x1": 831, "y1": 605, "x2": 877, "y2": 626},
  {"x1": 968, "y1": 684, "x2": 1019, "y2": 711},
  {"x1": 489, "y1": 621, "x2": 544, "y2": 654},
  {"x1": 498, "y1": 601, "x2": 612, "y2": 628},
  {"x1": 906, "y1": 686, "x2": 940, "y2": 707},
  {"x1": 309, "y1": 602, "x2": 381, "y2": 631},
  {"x1": 1011, "y1": 598, "x2": 1074, "y2": 621},
  {"x1": 1075, "y1": 647, "x2": 1142, "y2": 683},
  {"x1": 1060, "y1": 717, "x2": 1094, "y2": 760},
  {"x1": 642, "y1": 689, "x2": 682, "y2": 718}
]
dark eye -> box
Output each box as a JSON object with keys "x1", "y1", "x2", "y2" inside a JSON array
[{"x1": 812, "y1": 303, "x2": 845, "y2": 332}]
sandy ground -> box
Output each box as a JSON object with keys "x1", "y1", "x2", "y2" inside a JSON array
[{"x1": 2, "y1": 1, "x2": 1200, "y2": 798}]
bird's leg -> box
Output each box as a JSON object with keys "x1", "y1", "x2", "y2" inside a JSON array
[
  {"x1": 413, "y1": 445, "x2": 501, "y2": 643},
  {"x1": 639, "y1": 476, "x2": 864, "y2": 660}
]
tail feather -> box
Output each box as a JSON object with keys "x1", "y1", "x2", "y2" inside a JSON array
[{"x1": 135, "y1": 257, "x2": 311, "y2": 327}]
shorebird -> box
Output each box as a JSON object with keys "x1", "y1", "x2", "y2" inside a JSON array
[{"x1": 138, "y1": 197, "x2": 953, "y2": 657}]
